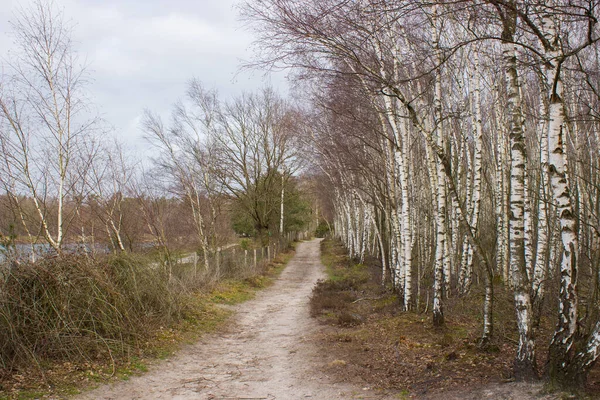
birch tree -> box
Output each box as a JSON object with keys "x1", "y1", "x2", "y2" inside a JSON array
[
  {"x1": 0, "y1": 0, "x2": 99, "y2": 253},
  {"x1": 243, "y1": 0, "x2": 600, "y2": 387},
  {"x1": 491, "y1": 0, "x2": 537, "y2": 378},
  {"x1": 143, "y1": 110, "x2": 214, "y2": 271},
  {"x1": 87, "y1": 140, "x2": 138, "y2": 252}
]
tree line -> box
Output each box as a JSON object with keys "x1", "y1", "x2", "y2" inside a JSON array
[
  {"x1": 241, "y1": 0, "x2": 600, "y2": 388},
  {"x1": 0, "y1": 1, "x2": 312, "y2": 261}
]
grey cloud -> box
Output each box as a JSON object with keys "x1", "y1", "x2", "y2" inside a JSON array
[{"x1": 0, "y1": 0, "x2": 287, "y2": 151}]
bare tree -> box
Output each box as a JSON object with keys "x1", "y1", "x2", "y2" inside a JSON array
[
  {"x1": 87, "y1": 139, "x2": 138, "y2": 252},
  {"x1": 143, "y1": 109, "x2": 214, "y2": 271},
  {"x1": 212, "y1": 87, "x2": 300, "y2": 242},
  {"x1": 0, "y1": 0, "x2": 98, "y2": 253}
]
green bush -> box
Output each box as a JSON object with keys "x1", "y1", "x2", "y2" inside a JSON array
[
  {"x1": 239, "y1": 238, "x2": 252, "y2": 250},
  {"x1": 315, "y1": 221, "x2": 330, "y2": 238}
]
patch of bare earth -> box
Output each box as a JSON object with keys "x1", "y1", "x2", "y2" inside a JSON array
[{"x1": 76, "y1": 239, "x2": 390, "y2": 400}]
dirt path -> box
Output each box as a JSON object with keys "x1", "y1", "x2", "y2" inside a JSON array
[{"x1": 78, "y1": 239, "x2": 388, "y2": 400}]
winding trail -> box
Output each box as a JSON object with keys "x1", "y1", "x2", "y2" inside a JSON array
[{"x1": 78, "y1": 239, "x2": 387, "y2": 400}]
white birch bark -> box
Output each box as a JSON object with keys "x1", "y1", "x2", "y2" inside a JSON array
[
  {"x1": 432, "y1": 5, "x2": 446, "y2": 325},
  {"x1": 524, "y1": 170, "x2": 535, "y2": 282},
  {"x1": 372, "y1": 208, "x2": 387, "y2": 285},
  {"x1": 400, "y1": 120, "x2": 413, "y2": 310},
  {"x1": 371, "y1": 37, "x2": 412, "y2": 308},
  {"x1": 493, "y1": 108, "x2": 511, "y2": 285},
  {"x1": 501, "y1": 7, "x2": 536, "y2": 377},
  {"x1": 546, "y1": 53, "x2": 579, "y2": 382},
  {"x1": 459, "y1": 51, "x2": 484, "y2": 294},
  {"x1": 280, "y1": 171, "x2": 285, "y2": 235},
  {"x1": 532, "y1": 88, "x2": 551, "y2": 323}
]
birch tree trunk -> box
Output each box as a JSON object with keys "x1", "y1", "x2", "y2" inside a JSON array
[
  {"x1": 280, "y1": 171, "x2": 285, "y2": 235},
  {"x1": 459, "y1": 51, "x2": 484, "y2": 294},
  {"x1": 432, "y1": 5, "x2": 446, "y2": 326},
  {"x1": 545, "y1": 52, "x2": 580, "y2": 389},
  {"x1": 492, "y1": 103, "x2": 510, "y2": 285},
  {"x1": 372, "y1": 36, "x2": 412, "y2": 308},
  {"x1": 401, "y1": 121, "x2": 413, "y2": 310},
  {"x1": 532, "y1": 89, "x2": 550, "y2": 326},
  {"x1": 500, "y1": 4, "x2": 537, "y2": 378}
]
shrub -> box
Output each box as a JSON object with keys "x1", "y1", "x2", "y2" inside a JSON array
[
  {"x1": 239, "y1": 238, "x2": 252, "y2": 250},
  {"x1": 310, "y1": 279, "x2": 356, "y2": 317},
  {"x1": 315, "y1": 221, "x2": 330, "y2": 238},
  {"x1": 337, "y1": 311, "x2": 364, "y2": 327},
  {"x1": 0, "y1": 253, "x2": 185, "y2": 370}
]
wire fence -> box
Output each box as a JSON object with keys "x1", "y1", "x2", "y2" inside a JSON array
[
  {"x1": 0, "y1": 230, "x2": 314, "y2": 286},
  {"x1": 169, "y1": 231, "x2": 312, "y2": 285}
]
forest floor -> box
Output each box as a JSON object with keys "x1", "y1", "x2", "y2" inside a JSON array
[
  {"x1": 70, "y1": 238, "x2": 595, "y2": 399},
  {"x1": 311, "y1": 239, "x2": 600, "y2": 400}
]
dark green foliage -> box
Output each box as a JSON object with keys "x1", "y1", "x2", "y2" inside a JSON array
[
  {"x1": 309, "y1": 248, "x2": 371, "y2": 323},
  {"x1": 315, "y1": 220, "x2": 330, "y2": 238},
  {"x1": 231, "y1": 207, "x2": 257, "y2": 237},
  {"x1": 230, "y1": 173, "x2": 311, "y2": 239},
  {"x1": 310, "y1": 279, "x2": 356, "y2": 315}
]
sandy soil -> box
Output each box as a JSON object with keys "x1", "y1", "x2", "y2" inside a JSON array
[{"x1": 77, "y1": 239, "x2": 389, "y2": 400}]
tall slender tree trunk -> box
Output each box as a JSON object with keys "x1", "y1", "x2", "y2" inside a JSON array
[
  {"x1": 280, "y1": 171, "x2": 285, "y2": 235},
  {"x1": 459, "y1": 51, "x2": 484, "y2": 294},
  {"x1": 401, "y1": 120, "x2": 413, "y2": 310},
  {"x1": 494, "y1": 107, "x2": 510, "y2": 284},
  {"x1": 432, "y1": 5, "x2": 446, "y2": 326},
  {"x1": 500, "y1": 4, "x2": 537, "y2": 379},
  {"x1": 545, "y1": 59, "x2": 580, "y2": 387},
  {"x1": 532, "y1": 89, "x2": 550, "y2": 326}
]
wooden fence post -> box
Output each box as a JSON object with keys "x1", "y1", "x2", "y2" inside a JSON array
[
  {"x1": 193, "y1": 252, "x2": 198, "y2": 278},
  {"x1": 216, "y1": 249, "x2": 221, "y2": 276}
]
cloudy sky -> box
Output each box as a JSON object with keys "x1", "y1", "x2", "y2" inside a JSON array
[{"x1": 0, "y1": 0, "x2": 287, "y2": 151}]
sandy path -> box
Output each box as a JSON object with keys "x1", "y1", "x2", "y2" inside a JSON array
[{"x1": 78, "y1": 239, "x2": 387, "y2": 400}]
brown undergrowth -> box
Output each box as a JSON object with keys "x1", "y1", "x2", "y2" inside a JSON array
[
  {"x1": 0, "y1": 244, "x2": 295, "y2": 399},
  {"x1": 311, "y1": 239, "x2": 600, "y2": 398}
]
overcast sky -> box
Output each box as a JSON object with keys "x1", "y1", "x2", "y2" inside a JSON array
[{"x1": 0, "y1": 0, "x2": 287, "y2": 151}]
